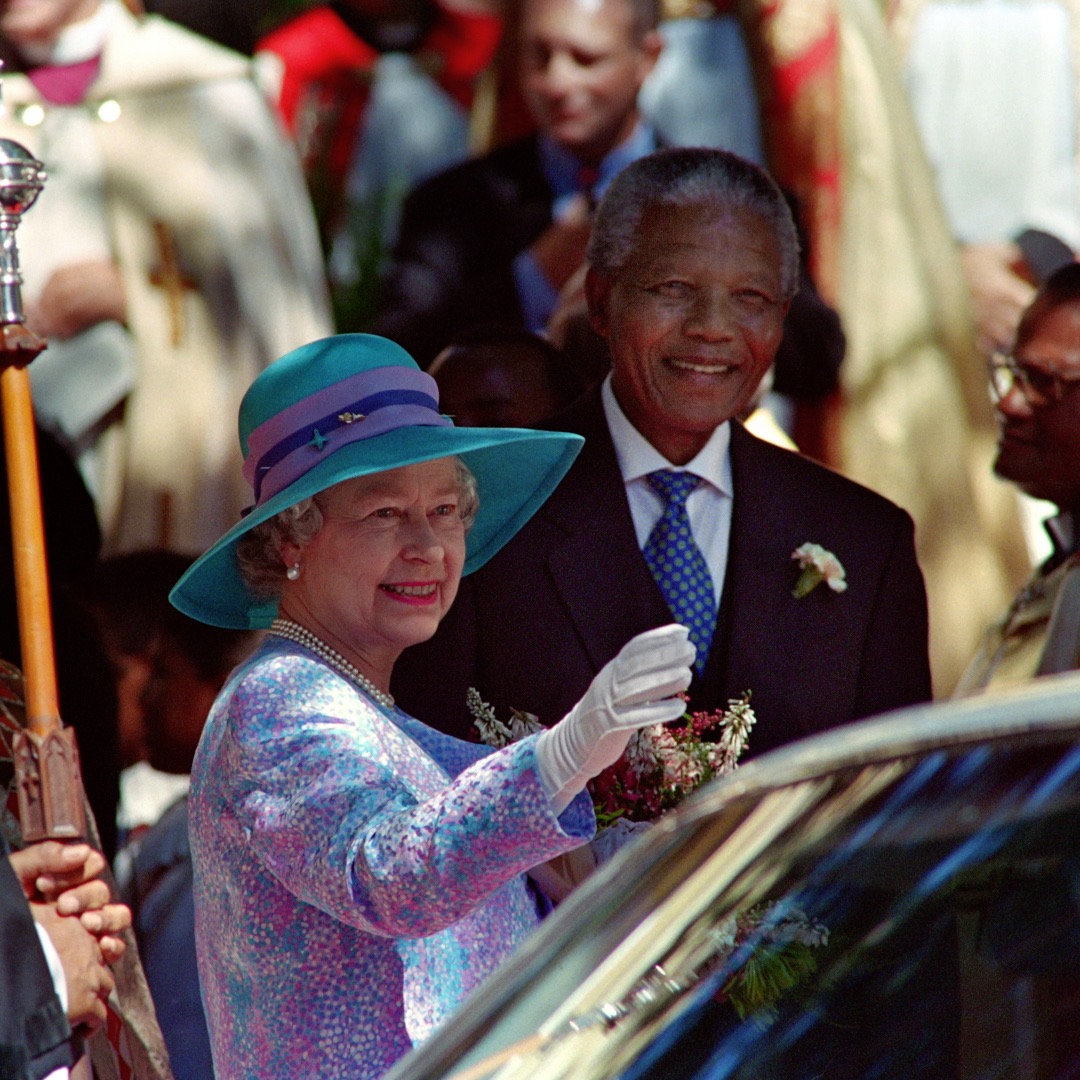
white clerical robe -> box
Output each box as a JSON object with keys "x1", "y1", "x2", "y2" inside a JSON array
[{"x1": 0, "y1": 3, "x2": 333, "y2": 553}]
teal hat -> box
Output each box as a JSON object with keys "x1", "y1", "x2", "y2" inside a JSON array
[{"x1": 170, "y1": 335, "x2": 583, "y2": 629}]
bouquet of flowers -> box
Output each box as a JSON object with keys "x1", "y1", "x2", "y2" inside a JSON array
[
  {"x1": 468, "y1": 689, "x2": 756, "y2": 825},
  {"x1": 469, "y1": 686, "x2": 828, "y2": 1024},
  {"x1": 591, "y1": 692, "x2": 756, "y2": 826}
]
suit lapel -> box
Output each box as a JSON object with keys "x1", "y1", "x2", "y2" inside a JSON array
[
  {"x1": 705, "y1": 424, "x2": 853, "y2": 746},
  {"x1": 711, "y1": 424, "x2": 798, "y2": 680},
  {"x1": 700, "y1": 424, "x2": 805, "y2": 731},
  {"x1": 538, "y1": 407, "x2": 804, "y2": 694},
  {"x1": 541, "y1": 394, "x2": 672, "y2": 672}
]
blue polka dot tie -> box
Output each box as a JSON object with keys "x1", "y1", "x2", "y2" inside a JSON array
[{"x1": 642, "y1": 470, "x2": 716, "y2": 674}]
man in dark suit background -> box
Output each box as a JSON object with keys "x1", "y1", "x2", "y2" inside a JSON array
[
  {"x1": 375, "y1": 0, "x2": 664, "y2": 366},
  {"x1": 392, "y1": 147, "x2": 931, "y2": 756}
]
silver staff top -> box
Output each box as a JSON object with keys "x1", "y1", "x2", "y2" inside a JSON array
[{"x1": 0, "y1": 137, "x2": 46, "y2": 326}]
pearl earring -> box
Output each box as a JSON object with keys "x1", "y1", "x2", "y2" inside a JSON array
[{"x1": 286, "y1": 562, "x2": 301, "y2": 581}]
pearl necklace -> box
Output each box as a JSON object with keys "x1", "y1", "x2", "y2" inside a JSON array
[{"x1": 269, "y1": 617, "x2": 396, "y2": 710}]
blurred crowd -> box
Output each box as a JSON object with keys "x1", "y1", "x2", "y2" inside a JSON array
[{"x1": 3, "y1": 0, "x2": 1080, "y2": 1077}]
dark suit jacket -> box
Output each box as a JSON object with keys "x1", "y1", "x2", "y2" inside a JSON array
[
  {"x1": 127, "y1": 798, "x2": 213, "y2": 1080},
  {"x1": 392, "y1": 392, "x2": 932, "y2": 755},
  {"x1": 375, "y1": 135, "x2": 553, "y2": 366}
]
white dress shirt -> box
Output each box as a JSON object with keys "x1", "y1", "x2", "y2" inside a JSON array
[{"x1": 601, "y1": 376, "x2": 733, "y2": 607}]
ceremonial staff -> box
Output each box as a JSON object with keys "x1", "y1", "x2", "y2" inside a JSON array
[{"x1": 0, "y1": 128, "x2": 88, "y2": 842}]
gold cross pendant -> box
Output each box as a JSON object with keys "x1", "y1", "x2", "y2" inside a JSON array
[{"x1": 147, "y1": 220, "x2": 197, "y2": 348}]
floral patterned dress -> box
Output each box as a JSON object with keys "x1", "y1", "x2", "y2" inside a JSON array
[{"x1": 189, "y1": 637, "x2": 594, "y2": 1079}]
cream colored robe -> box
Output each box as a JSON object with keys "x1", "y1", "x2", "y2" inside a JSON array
[
  {"x1": 1, "y1": 7, "x2": 333, "y2": 554},
  {"x1": 834, "y1": 0, "x2": 1032, "y2": 695},
  {"x1": 737, "y1": 0, "x2": 1030, "y2": 695},
  {"x1": 888, "y1": 0, "x2": 1080, "y2": 564}
]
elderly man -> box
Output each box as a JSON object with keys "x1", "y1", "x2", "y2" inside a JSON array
[
  {"x1": 956, "y1": 263, "x2": 1080, "y2": 694},
  {"x1": 393, "y1": 147, "x2": 931, "y2": 757},
  {"x1": 375, "y1": 0, "x2": 664, "y2": 365}
]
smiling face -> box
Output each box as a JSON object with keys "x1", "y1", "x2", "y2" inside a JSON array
[
  {"x1": 993, "y1": 299, "x2": 1080, "y2": 511},
  {"x1": 587, "y1": 200, "x2": 789, "y2": 464},
  {"x1": 278, "y1": 459, "x2": 468, "y2": 685},
  {"x1": 518, "y1": 0, "x2": 660, "y2": 165}
]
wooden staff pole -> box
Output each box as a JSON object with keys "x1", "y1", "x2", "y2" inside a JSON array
[
  {"x1": 0, "y1": 138, "x2": 87, "y2": 842},
  {"x1": 2, "y1": 345, "x2": 59, "y2": 727}
]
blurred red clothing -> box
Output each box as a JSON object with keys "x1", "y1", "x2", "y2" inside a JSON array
[{"x1": 259, "y1": 4, "x2": 502, "y2": 217}]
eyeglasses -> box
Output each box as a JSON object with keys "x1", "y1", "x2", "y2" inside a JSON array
[{"x1": 988, "y1": 352, "x2": 1080, "y2": 408}]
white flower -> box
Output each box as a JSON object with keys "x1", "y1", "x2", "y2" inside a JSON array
[
  {"x1": 506, "y1": 707, "x2": 544, "y2": 741},
  {"x1": 468, "y1": 690, "x2": 543, "y2": 747},
  {"x1": 641, "y1": 726, "x2": 704, "y2": 790},
  {"x1": 791, "y1": 542, "x2": 847, "y2": 598},
  {"x1": 768, "y1": 906, "x2": 831, "y2": 948},
  {"x1": 709, "y1": 917, "x2": 738, "y2": 953},
  {"x1": 627, "y1": 726, "x2": 663, "y2": 774},
  {"x1": 713, "y1": 693, "x2": 756, "y2": 774},
  {"x1": 468, "y1": 687, "x2": 509, "y2": 746}
]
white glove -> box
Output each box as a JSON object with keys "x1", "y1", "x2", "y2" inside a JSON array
[{"x1": 536, "y1": 624, "x2": 694, "y2": 813}]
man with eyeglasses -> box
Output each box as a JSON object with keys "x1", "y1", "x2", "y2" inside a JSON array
[{"x1": 956, "y1": 262, "x2": 1080, "y2": 694}]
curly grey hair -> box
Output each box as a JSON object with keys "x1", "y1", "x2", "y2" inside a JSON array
[
  {"x1": 586, "y1": 147, "x2": 801, "y2": 301},
  {"x1": 236, "y1": 457, "x2": 480, "y2": 601}
]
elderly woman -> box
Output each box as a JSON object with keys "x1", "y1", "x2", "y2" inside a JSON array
[{"x1": 169, "y1": 335, "x2": 693, "y2": 1080}]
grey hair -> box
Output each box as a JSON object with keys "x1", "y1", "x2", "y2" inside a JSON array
[
  {"x1": 236, "y1": 498, "x2": 324, "y2": 601},
  {"x1": 236, "y1": 458, "x2": 480, "y2": 602},
  {"x1": 586, "y1": 147, "x2": 801, "y2": 300}
]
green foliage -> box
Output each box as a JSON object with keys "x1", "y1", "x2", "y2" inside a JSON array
[{"x1": 725, "y1": 941, "x2": 821, "y2": 1023}]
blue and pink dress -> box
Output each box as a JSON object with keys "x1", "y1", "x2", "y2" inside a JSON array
[{"x1": 189, "y1": 637, "x2": 594, "y2": 1079}]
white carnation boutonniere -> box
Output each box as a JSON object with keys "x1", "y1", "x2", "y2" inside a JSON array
[{"x1": 791, "y1": 543, "x2": 847, "y2": 599}]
